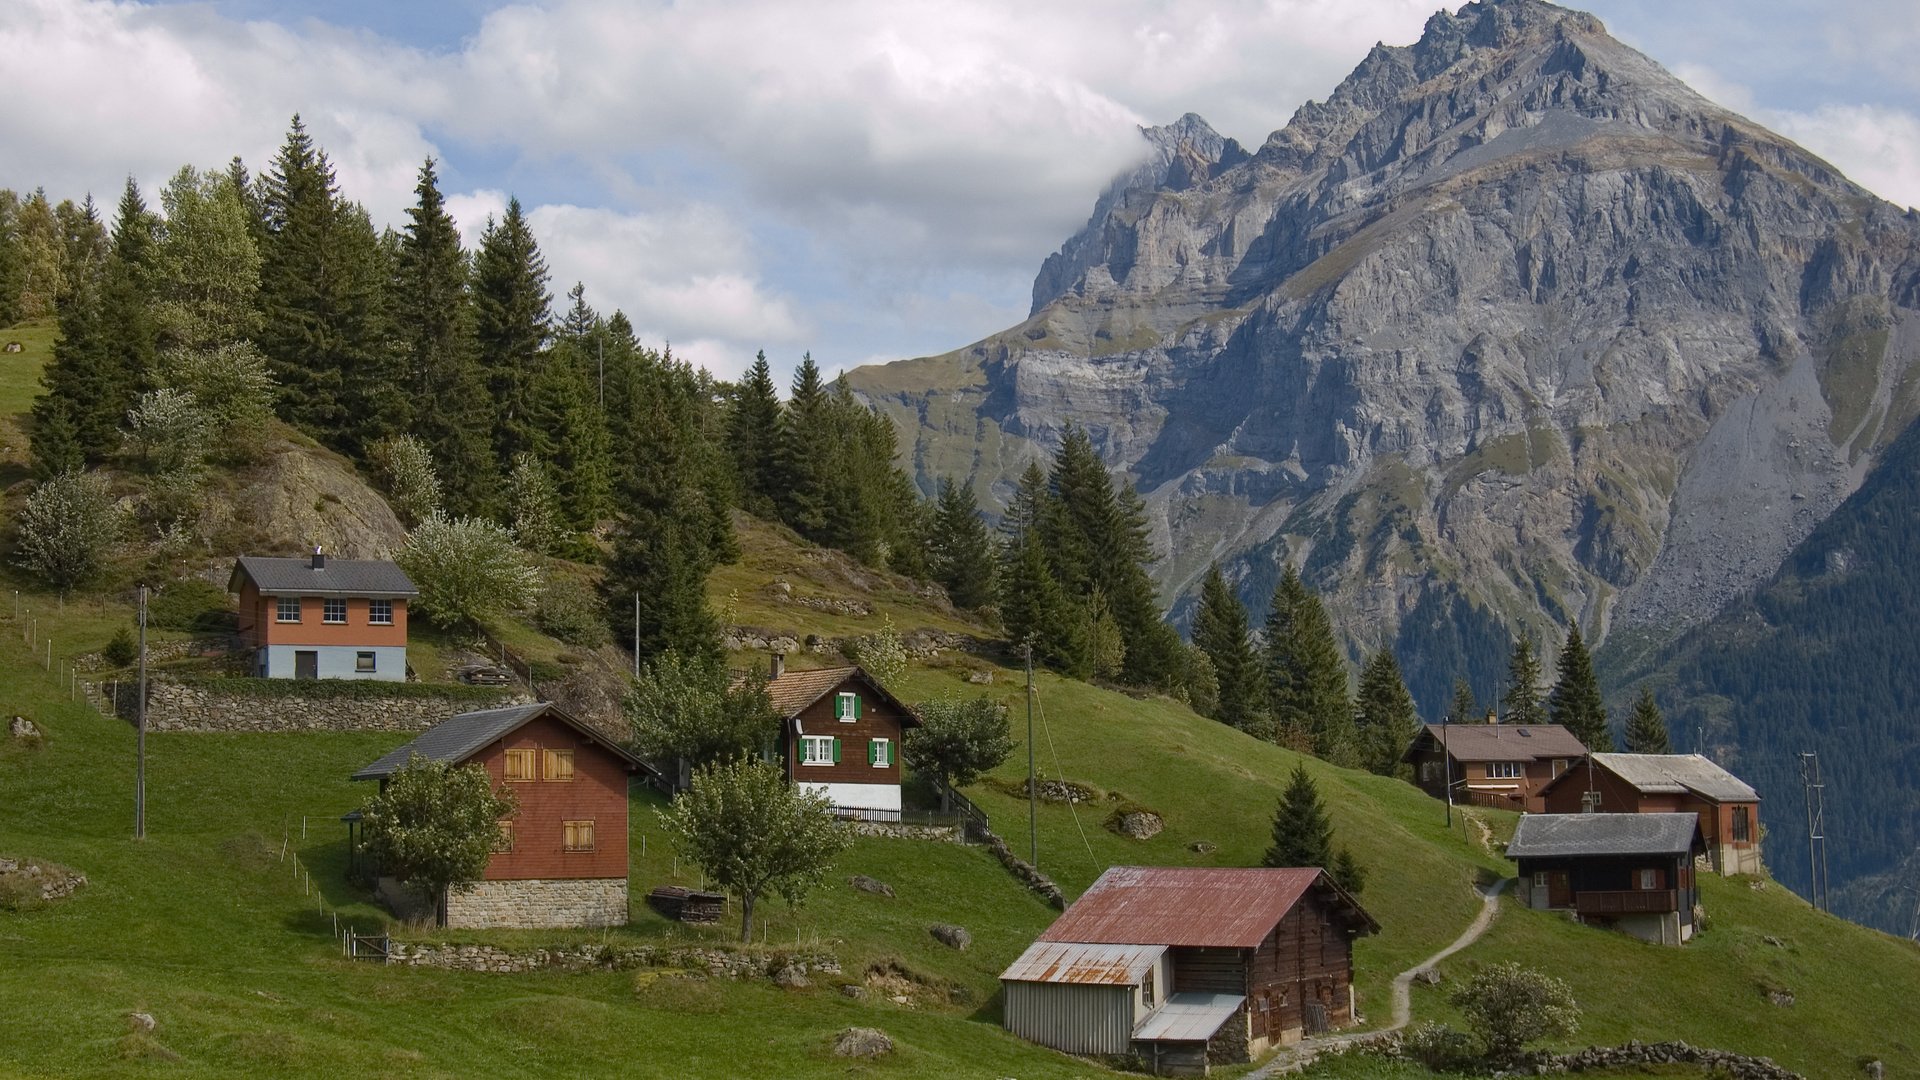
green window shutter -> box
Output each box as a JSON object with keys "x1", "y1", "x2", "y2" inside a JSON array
[
  {"x1": 854, "y1": 695, "x2": 863, "y2": 720},
  {"x1": 867, "y1": 740, "x2": 877, "y2": 765},
  {"x1": 832, "y1": 737, "x2": 841, "y2": 764}
]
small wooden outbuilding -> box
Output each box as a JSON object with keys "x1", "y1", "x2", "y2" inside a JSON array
[
  {"x1": 1000, "y1": 866, "x2": 1377, "y2": 1074},
  {"x1": 1507, "y1": 812, "x2": 1705, "y2": 945}
]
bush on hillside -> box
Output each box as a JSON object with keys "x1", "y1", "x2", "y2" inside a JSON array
[
  {"x1": 396, "y1": 512, "x2": 540, "y2": 630},
  {"x1": 370, "y1": 435, "x2": 443, "y2": 528},
  {"x1": 1399, "y1": 1022, "x2": 1483, "y2": 1072},
  {"x1": 843, "y1": 615, "x2": 907, "y2": 686},
  {"x1": 102, "y1": 627, "x2": 137, "y2": 669},
  {"x1": 536, "y1": 574, "x2": 610, "y2": 649},
  {"x1": 12, "y1": 470, "x2": 123, "y2": 591},
  {"x1": 1452, "y1": 962, "x2": 1580, "y2": 1063},
  {"x1": 147, "y1": 579, "x2": 232, "y2": 633}
]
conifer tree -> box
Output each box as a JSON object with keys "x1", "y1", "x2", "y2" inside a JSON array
[
  {"x1": 13, "y1": 188, "x2": 64, "y2": 320},
  {"x1": 526, "y1": 336, "x2": 613, "y2": 529},
  {"x1": 603, "y1": 484, "x2": 725, "y2": 664},
  {"x1": 31, "y1": 227, "x2": 114, "y2": 469},
  {"x1": 1501, "y1": 636, "x2": 1547, "y2": 725},
  {"x1": 99, "y1": 178, "x2": 159, "y2": 405},
  {"x1": 0, "y1": 189, "x2": 22, "y2": 326},
  {"x1": 1624, "y1": 686, "x2": 1672, "y2": 754},
  {"x1": 1264, "y1": 565, "x2": 1355, "y2": 761},
  {"x1": 1548, "y1": 625, "x2": 1610, "y2": 749},
  {"x1": 1450, "y1": 677, "x2": 1479, "y2": 725},
  {"x1": 775, "y1": 353, "x2": 832, "y2": 536},
  {"x1": 1108, "y1": 481, "x2": 1185, "y2": 691},
  {"x1": 1264, "y1": 763, "x2": 1334, "y2": 869},
  {"x1": 926, "y1": 477, "x2": 995, "y2": 610},
  {"x1": 394, "y1": 159, "x2": 494, "y2": 515},
  {"x1": 1193, "y1": 563, "x2": 1263, "y2": 730},
  {"x1": 998, "y1": 530, "x2": 1088, "y2": 677},
  {"x1": 472, "y1": 197, "x2": 552, "y2": 472},
  {"x1": 55, "y1": 195, "x2": 108, "y2": 298},
  {"x1": 728, "y1": 350, "x2": 783, "y2": 516},
  {"x1": 1355, "y1": 649, "x2": 1420, "y2": 776}
]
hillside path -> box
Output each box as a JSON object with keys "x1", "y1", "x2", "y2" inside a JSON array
[{"x1": 1246, "y1": 877, "x2": 1510, "y2": 1078}]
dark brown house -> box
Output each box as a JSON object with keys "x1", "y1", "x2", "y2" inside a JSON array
[
  {"x1": 1538, "y1": 753, "x2": 1762, "y2": 875},
  {"x1": 1507, "y1": 812, "x2": 1705, "y2": 945},
  {"x1": 350, "y1": 702, "x2": 646, "y2": 929},
  {"x1": 1401, "y1": 720, "x2": 1587, "y2": 813},
  {"x1": 1001, "y1": 867, "x2": 1378, "y2": 1073},
  {"x1": 764, "y1": 658, "x2": 919, "y2": 822}
]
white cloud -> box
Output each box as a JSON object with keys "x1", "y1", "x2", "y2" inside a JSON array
[{"x1": 1762, "y1": 105, "x2": 1920, "y2": 211}]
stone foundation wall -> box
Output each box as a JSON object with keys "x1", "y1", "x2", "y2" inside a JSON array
[
  {"x1": 388, "y1": 940, "x2": 841, "y2": 981},
  {"x1": 444, "y1": 878, "x2": 628, "y2": 930},
  {"x1": 848, "y1": 821, "x2": 961, "y2": 842},
  {"x1": 89, "y1": 678, "x2": 530, "y2": 733}
]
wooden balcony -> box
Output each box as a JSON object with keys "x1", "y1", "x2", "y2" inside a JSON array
[{"x1": 1576, "y1": 889, "x2": 1678, "y2": 915}]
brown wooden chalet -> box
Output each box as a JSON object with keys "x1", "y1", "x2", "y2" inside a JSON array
[
  {"x1": 763, "y1": 655, "x2": 919, "y2": 822},
  {"x1": 1507, "y1": 812, "x2": 1705, "y2": 946},
  {"x1": 349, "y1": 702, "x2": 647, "y2": 929},
  {"x1": 1401, "y1": 718, "x2": 1587, "y2": 813},
  {"x1": 1538, "y1": 753, "x2": 1762, "y2": 875},
  {"x1": 1000, "y1": 866, "x2": 1378, "y2": 1074}
]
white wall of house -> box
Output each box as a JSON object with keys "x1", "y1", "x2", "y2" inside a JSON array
[
  {"x1": 260, "y1": 644, "x2": 407, "y2": 681},
  {"x1": 798, "y1": 780, "x2": 901, "y2": 815}
]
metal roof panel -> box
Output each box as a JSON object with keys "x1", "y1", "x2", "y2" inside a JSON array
[
  {"x1": 1037, "y1": 866, "x2": 1374, "y2": 949},
  {"x1": 1505, "y1": 812, "x2": 1701, "y2": 858},
  {"x1": 1132, "y1": 993, "x2": 1248, "y2": 1042},
  {"x1": 999, "y1": 941, "x2": 1165, "y2": 986}
]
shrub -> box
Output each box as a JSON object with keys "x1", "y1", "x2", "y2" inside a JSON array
[
  {"x1": 12, "y1": 470, "x2": 123, "y2": 591},
  {"x1": 536, "y1": 574, "x2": 611, "y2": 648},
  {"x1": 1452, "y1": 962, "x2": 1580, "y2": 1062},
  {"x1": 1400, "y1": 1022, "x2": 1483, "y2": 1072},
  {"x1": 159, "y1": 342, "x2": 275, "y2": 463},
  {"x1": 359, "y1": 758, "x2": 517, "y2": 911},
  {"x1": 102, "y1": 627, "x2": 137, "y2": 668},
  {"x1": 147, "y1": 578, "x2": 232, "y2": 632},
  {"x1": 122, "y1": 387, "x2": 209, "y2": 477},
  {"x1": 369, "y1": 436, "x2": 443, "y2": 528},
  {"x1": 843, "y1": 615, "x2": 907, "y2": 686},
  {"x1": 395, "y1": 512, "x2": 540, "y2": 630}
]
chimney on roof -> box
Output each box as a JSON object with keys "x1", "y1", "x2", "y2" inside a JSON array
[
  {"x1": 311, "y1": 545, "x2": 326, "y2": 570},
  {"x1": 1486, "y1": 709, "x2": 1498, "y2": 724},
  {"x1": 770, "y1": 652, "x2": 785, "y2": 680}
]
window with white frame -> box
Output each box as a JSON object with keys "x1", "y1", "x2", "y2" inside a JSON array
[
  {"x1": 1487, "y1": 761, "x2": 1521, "y2": 779},
  {"x1": 1636, "y1": 868, "x2": 1661, "y2": 890},
  {"x1": 323, "y1": 597, "x2": 347, "y2": 624},
  {"x1": 801, "y1": 735, "x2": 837, "y2": 765},
  {"x1": 368, "y1": 599, "x2": 393, "y2": 625},
  {"x1": 868, "y1": 738, "x2": 891, "y2": 767},
  {"x1": 834, "y1": 691, "x2": 859, "y2": 722},
  {"x1": 275, "y1": 597, "x2": 301, "y2": 623}
]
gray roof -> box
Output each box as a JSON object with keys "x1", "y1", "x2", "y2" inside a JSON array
[
  {"x1": 351, "y1": 703, "x2": 643, "y2": 780},
  {"x1": 230, "y1": 555, "x2": 418, "y2": 599},
  {"x1": 1132, "y1": 993, "x2": 1248, "y2": 1043},
  {"x1": 1406, "y1": 723, "x2": 1587, "y2": 763},
  {"x1": 1590, "y1": 753, "x2": 1760, "y2": 803},
  {"x1": 1505, "y1": 812, "x2": 1701, "y2": 859}
]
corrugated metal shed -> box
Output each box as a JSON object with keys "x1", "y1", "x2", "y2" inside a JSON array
[
  {"x1": 1038, "y1": 866, "x2": 1376, "y2": 948},
  {"x1": 1002, "y1": 981, "x2": 1137, "y2": 1055},
  {"x1": 1132, "y1": 992, "x2": 1247, "y2": 1043},
  {"x1": 1000, "y1": 941, "x2": 1165, "y2": 986},
  {"x1": 1506, "y1": 812, "x2": 1700, "y2": 858}
]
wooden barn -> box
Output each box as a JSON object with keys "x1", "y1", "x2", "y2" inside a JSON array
[
  {"x1": 1401, "y1": 718, "x2": 1587, "y2": 812},
  {"x1": 1538, "y1": 753, "x2": 1762, "y2": 875},
  {"x1": 1507, "y1": 812, "x2": 1705, "y2": 945},
  {"x1": 764, "y1": 656, "x2": 919, "y2": 822},
  {"x1": 349, "y1": 702, "x2": 647, "y2": 929},
  {"x1": 1000, "y1": 867, "x2": 1377, "y2": 1074}
]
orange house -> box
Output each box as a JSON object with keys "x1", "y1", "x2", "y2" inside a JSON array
[{"x1": 229, "y1": 550, "x2": 418, "y2": 681}]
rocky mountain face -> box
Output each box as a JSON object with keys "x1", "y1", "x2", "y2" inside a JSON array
[{"x1": 851, "y1": 0, "x2": 1920, "y2": 711}]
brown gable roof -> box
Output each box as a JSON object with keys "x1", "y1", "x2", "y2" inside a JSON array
[
  {"x1": 1403, "y1": 723, "x2": 1587, "y2": 764},
  {"x1": 759, "y1": 665, "x2": 919, "y2": 728},
  {"x1": 1538, "y1": 753, "x2": 1760, "y2": 803},
  {"x1": 1037, "y1": 866, "x2": 1376, "y2": 949}
]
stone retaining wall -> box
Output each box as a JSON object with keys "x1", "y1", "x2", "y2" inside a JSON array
[
  {"x1": 848, "y1": 821, "x2": 962, "y2": 843},
  {"x1": 388, "y1": 940, "x2": 842, "y2": 980},
  {"x1": 444, "y1": 878, "x2": 628, "y2": 930},
  {"x1": 980, "y1": 829, "x2": 1067, "y2": 909},
  {"x1": 89, "y1": 678, "x2": 531, "y2": 733},
  {"x1": 1502, "y1": 1041, "x2": 1803, "y2": 1079}
]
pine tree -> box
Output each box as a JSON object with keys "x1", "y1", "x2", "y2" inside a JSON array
[
  {"x1": 1450, "y1": 677, "x2": 1479, "y2": 725},
  {"x1": 603, "y1": 484, "x2": 724, "y2": 664},
  {"x1": 0, "y1": 189, "x2": 22, "y2": 326},
  {"x1": 99, "y1": 178, "x2": 158, "y2": 406},
  {"x1": 525, "y1": 336, "x2": 613, "y2": 529},
  {"x1": 1548, "y1": 625, "x2": 1610, "y2": 749},
  {"x1": 1193, "y1": 563, "x2": 1263, "y2": 730},
  {"x1": 775, "y1": 353, "x2": 832, "y2": 537},
  {"x1": 998, "y1": 529, "x2": 1088, "y2": 677},
  {"x1": 472, "y1": 196, "x2": 552, "y2": 472},
  {"x1": 30, "y1": 222, "x2": 115, "y2": 467},
  {"x1": 1264, "y1": 763, "x2": 1334, "y2": 869},
  {"x1": 1355, "y1": 649, "x2": 1420, "y2": 776},
  {"x1": 1331, "y1": 846, "x2": 1367, "y2": 898},
  {"x1": 1264, "y1": 565, "x2": 1354, "y2": 761},
  {"x1": 728, "y1": 350, "x2": 783, "y2": 517},
  {"x1": 1501, "y1": 636, "x2": 1547, "y2": 725},
  {"x1": 926, "y1": 477, "x2": 995, "y2": 610},
  {"x1": 394, "y1": 159, "x2": 495, "y2": 516},
  {"x1": 1108, "y1": 481, "x2": 1184, "y2": 691},
  {"x1": 1624, "y1": 686, "x2": 1672, "y2": 754},
  {"x1": 55, "y1": 195, "x2": 107, "y2": 298}
]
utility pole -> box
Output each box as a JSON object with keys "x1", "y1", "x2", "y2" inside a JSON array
[
  {"x1": 1799, "y1": 751, "x2": 1828, "y2": 913},
  {"x1": 135, "y1": 584, "x2": 148, "y2": 840},
  {"x1": 598, "y1": 337, "x2": 605, "y2": 410},
  {"x1": 1025, "y1": 641, "x2": 1037, "y2": 868},
  {"x1": 1442, "y1": 714, "x2": 1452, "y2": 829},
  {"x1": 633, "y1": 592, "x2": 641, "y2": 679}
]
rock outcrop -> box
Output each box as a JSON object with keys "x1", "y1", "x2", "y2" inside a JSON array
[{"x1": 851, "y1": 0, "x2": 1920, "y2": 706}]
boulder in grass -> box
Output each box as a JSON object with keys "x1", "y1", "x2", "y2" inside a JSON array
[
  {"x1": 848, "y1": 874, "x2": 895, "y2": 898},
  {"x1": 929, "y1": 923, "x2": 971, "y2": 951},
  {"x1": 832, "y1": 1027, "x2": 893, "y2": 1058},
  {"x1": 127, "y1": 1013, "x2": 156, "y2": 1033}
]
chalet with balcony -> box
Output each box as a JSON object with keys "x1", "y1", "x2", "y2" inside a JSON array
[
  {"x1": 764, "y1": 656, "x2": 919, "y2": 822},
  {"x1": 230, "y1": 549, "x2": 417, "y2": 681},
  {"x1": 1538, "y1": 753, "x2": 1762, "y2": 875},
  {"x1": 1507, "y1": 812, "x2": 1705, "y2": 946},
  {"x1": 348, "y1": 702, "x2": 647, "y2": 929},
  {"x1": 1401, "y1": 718, "x2": 1587, "y2": 813},
  {"x1": 1000, "y1": 866, "x2": 1378, "y2": 1073}
]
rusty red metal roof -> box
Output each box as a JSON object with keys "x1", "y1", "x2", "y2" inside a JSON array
[
  {"x1": 1038, "y1": 867, "x2": 1372, "y2": 949},
  {"x1": 999, "y1": 941, "x2": 1165, "y2": 986}
]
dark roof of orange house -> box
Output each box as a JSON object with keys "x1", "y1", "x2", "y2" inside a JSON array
[
  {"x1": 1037, "y1": 866, "x2": 1377, "y2": 949},
  {"x1": 229, "y1": 555, "x2": 418, "y2": 599},
  {"x1": 1403, "y1": 723, "x2": 1587, "y2": 764},
  {"x1": 351, "y1": 702, "x2": 646, "y2": 781},
  {"x1": 758, "y1": 665, "x2": 919, "y2": 728}
]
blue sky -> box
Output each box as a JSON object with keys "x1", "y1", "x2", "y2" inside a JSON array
[{"x1": 4, "y1": 0, "x2": 1916, "y2": 386}]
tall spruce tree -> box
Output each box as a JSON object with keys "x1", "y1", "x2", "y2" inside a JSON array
[
  {"x1": 997, "y1": 462, "x2": 1087, "y2": 676},
  {"x1": 926, "y1": 477, "x2": 995, "y2": 610},
  {"x1": 1264, "y1": 565, "x2": 1355, "y2": 762},
  {"x1": 728, "y1": 350, "x2": 783, "y2": 517},
  {"x1": 100, "y1": 177, "x2": 158, "y2": 400},
  {"x1": 1450, "y1": 677, "x2": 1479, "y2": 724},
  {"x1": 473, "y1": 197, "x2": 552, "y2": 473},
  {"x1": 30, "y1": 198, "x2": 115, "y2": 468},
  {"x1": 1355, "y1": 649, "x2": 1420, "y2": 776},
  {"x1": 1264, "y1": 764, "x2": 1334, "y2": 869},
  {"x1": 0, "y1": 189, "x2": 22, "y2": 326},
  {"x1": 1548, "y1": 625, "x2": 1610, "y2": 749},
  {"x1": 1193, "y1": 563, "x2": 1264, "y2": 730},
  {"x1": 1501, "y1": 636, "x2": 1547, "y2": 725},
  {"x1": 394, "y1": 159, "x2": 495, "y2": 515},
  {"x1": 775, "y1": 353, "x2": 833, "y2": 536},
  {"x1": 1624, "y1": 687, "x2": 1673, "y2": 754}
]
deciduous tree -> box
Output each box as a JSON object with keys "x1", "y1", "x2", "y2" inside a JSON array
[
  {"x1": 11, "y1": 470, "x2": 122, "y2": 592},
  {"x1": 396, "y1": 512, "x2": 540, "y2": 630},
  {"x1": 905, "y1": 695, "x2": 1013, "y2": 810},
  {"x1": 1451, "y1": 962, "x2": 1580, "y2": 1063},
  {"x1": 625, "y1": 651, "x2": 779, "y2": 783},
  {"x1": 358, "y1": 757, "x2": 517, "y2": 921}
]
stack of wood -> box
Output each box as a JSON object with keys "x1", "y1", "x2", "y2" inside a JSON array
[{"x1": 647, "y1": 885, "x2": 724, "y2": 923}]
